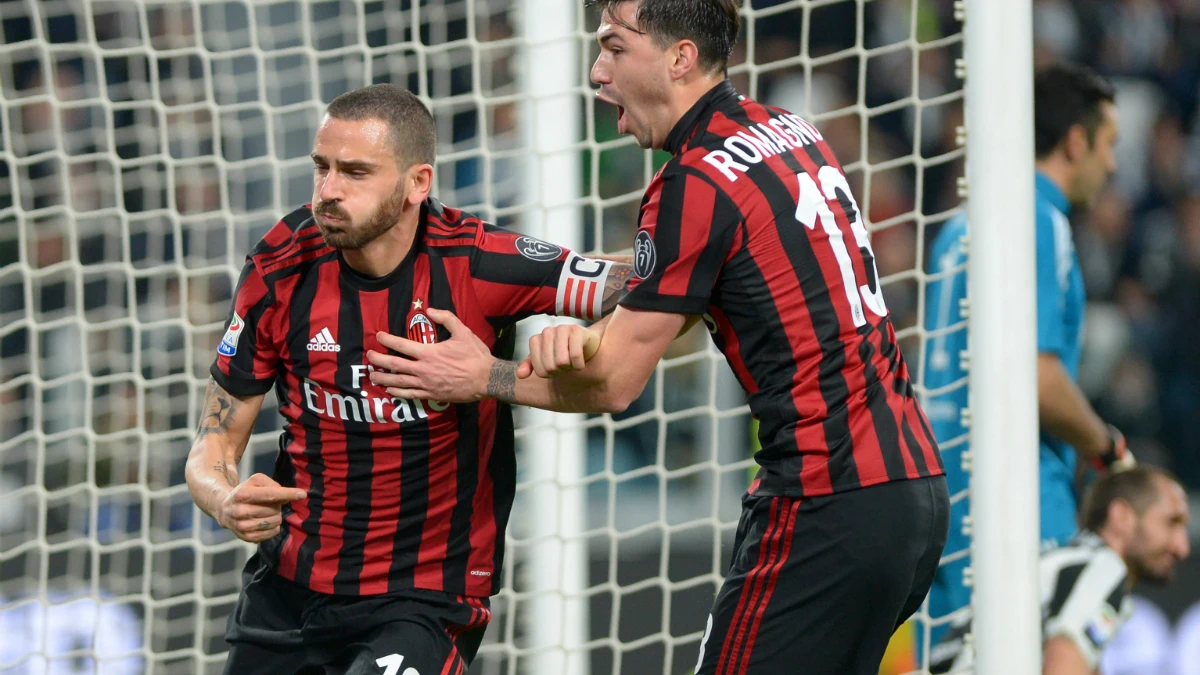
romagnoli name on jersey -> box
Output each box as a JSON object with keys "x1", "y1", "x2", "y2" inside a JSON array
[
  {"x1": 302, "y1": 364, "x2": 449, "y2": 424},
  {"x1": 701, "y1": 114, "x2": 825, "y2": 182}
]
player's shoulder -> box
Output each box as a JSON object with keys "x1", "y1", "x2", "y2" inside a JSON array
[
  {"x1": 423, "y1": 197, "x2": 486, "y2": 250},
  {"x1": 1044, "y1": 532, "x2": 1129, "y2": 594},
  {"x1": 248, "y1": 204, "x2": 335, "y2": 280},
  {"x1": 1034, "y1": 188, "x2": 1071, "y2": 237},
  {"x1": 673, "y1": 97, "x2": 831, "y2": 193},
  {"x1": 687, "y1": 92, "x2": 823, "y2": 146},
  {"x1": 1084, "y1": 544, "x2": 1129, "y2": 585},
  {"x1": 655, "y1": 149, "x2": 736, "y2": 199},
  {"x1": 422, "y1": 197, "x2": 568, "y2": 266}
]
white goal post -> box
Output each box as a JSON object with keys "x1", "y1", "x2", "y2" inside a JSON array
[
  {"x1": 0, "y1": 1, "x2": 1038, "y2": 673},
  {"x1": 963, "y1": 0, "x2": 1040, "y2": 672}
]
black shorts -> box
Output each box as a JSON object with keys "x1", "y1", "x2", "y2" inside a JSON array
[
  {"x1": 694, "y1": 475, "x2": 949, "y2": 675},
  {"x1": 223, "y1": 554, "x2": 490, "y2": 675}
]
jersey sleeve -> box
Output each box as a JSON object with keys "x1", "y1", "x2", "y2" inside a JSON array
[
  {"x1": 619, "y1": 168, "x2": 741, "y2": 315},
  {"x1": 1043, "y1": 548, "x2": 1131, "y2": 669},
  {"x1": 209, "y1": 258, "x2": 279, "y2": 397},
  {"x1": 1036, "y1": 205, "x2": 1071, "y2": 357},
  {"x1": 470, "y1": 223, "x2": 617, "y2": 321}
]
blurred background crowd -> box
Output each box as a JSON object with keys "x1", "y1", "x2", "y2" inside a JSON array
[{"x1": 0, "y1": 0, "x2": 1198, "y2": 673}]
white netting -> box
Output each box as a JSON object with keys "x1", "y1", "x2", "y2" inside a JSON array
[{"x1": 0, "y1": 1, "x2": 966, "y2": 673}]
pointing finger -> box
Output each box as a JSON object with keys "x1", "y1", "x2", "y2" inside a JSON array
[{"x1": 240, "y1": 486, "x2": 307, "y2": 505}]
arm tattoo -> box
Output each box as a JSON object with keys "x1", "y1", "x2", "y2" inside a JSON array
[
  {"x1": 601, "y1": 264, "x2": 635, "y2": 315},
  {"x1": 486, "y1": 360, "x2": 518, "y2": 403},
  {"x1": 213, "y1": 460, "x2": 238, "y2": 487},
  {"x1": 196, "y1": 377, "x2": 239, "y2": 440}
]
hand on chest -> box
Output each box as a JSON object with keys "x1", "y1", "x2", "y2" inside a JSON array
[{"x1": 289, "y1": 289, "x2": 490, "y2": 427}]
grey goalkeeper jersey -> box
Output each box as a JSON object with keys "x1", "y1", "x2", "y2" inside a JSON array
[{"x1": 930, "y1": 532, "x2": 1135, "y2": 673}]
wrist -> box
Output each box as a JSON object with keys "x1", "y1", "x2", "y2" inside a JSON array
[
  {"x1": 209, "y1": 484, "x2": 234, "y2": 527},
  {"x1": 484, "y1": 359, "x2": 519, "y2": 403},
  {"x1": 1093, "y1": 425, "x2": 1126, "y2": 468},
  {"x1": 477, "y1": 355, "x2": 499, "y2": 400}
]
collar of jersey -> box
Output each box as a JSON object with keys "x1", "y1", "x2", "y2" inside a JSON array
[
  {"x1": 336, "y1": 200, "x2": 427, "y2": 292},
  {"x1": 663, "y1": 80, "x2": 740, "y2": 155},
  {"x1": 1035, "y1": 170, "x2": 1071, "y2": 216}
]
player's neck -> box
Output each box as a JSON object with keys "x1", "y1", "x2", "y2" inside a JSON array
[
  {"x1": 1034, "y1": 156, "x2": 1074, "y2": 202},
  {"x1": 341, "y1": 210, "x2": 421, "y2": 279},
  {"x1": 659, "y1": 73, "x2": 726, "y2": 149}
]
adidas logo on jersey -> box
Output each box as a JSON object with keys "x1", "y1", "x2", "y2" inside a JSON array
[{"x1": 307, "y1": 327, "x2": 341, "y2": 352}]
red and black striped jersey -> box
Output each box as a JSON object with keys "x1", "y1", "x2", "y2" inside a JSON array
[
  {"x1": 210, "y1": 198, "x2": 616, "y2": 597},
  {"x1": 621, "y1": 81, "x2": 944, "y2": 498}
]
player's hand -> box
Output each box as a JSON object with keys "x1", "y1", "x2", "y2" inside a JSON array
[
  {"x1": 1091, "y1": 425, "x2": 1136, "y2": 473},
  {"x1": 218, "y1": 473, "x2": 306, "y2": 544},
  {"x1": 517, "y1": 324, "x2": 601, "y2": 379},
  {"x1": 367, "y1": 308, "x2": 493, "y2": 403}
]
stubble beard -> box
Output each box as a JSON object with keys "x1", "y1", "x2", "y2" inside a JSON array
[{"x1": 316, "y1": 184, "x2": 408, "y2": 250}]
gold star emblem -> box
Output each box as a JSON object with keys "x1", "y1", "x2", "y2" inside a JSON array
[{"x1": 412, "y1": 298, "x2": 423, "y2": 310}]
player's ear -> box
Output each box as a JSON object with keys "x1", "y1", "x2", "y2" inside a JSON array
[
  {"x1": 669, "y1": 39, "x2": 701, "y2": 81},
  {"x1": 1107, "y1": 498, "x2": 1137, "y2": 537},
  {"x1": 1063, "y1": 123, "x2": 1090, "y2": 163},
  {"x1": 406, "y1": 163, "x2": 434, "y2": 206}
]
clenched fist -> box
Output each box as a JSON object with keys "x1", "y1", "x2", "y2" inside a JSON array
[
  {"x1": 218, "y1": 473, "x2": 306, "y2": 543},
  {"x1": 518, "y1": 323, "x2": 602, "y2": 379}
]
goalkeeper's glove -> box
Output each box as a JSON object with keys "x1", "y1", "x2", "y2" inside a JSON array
[{"x1": 1091, "y1": 424, "x2": 1135, "y2": 472}]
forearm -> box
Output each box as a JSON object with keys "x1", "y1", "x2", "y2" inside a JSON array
[
  {"x1": 1037, "y1": 354, "x2": 1109, "y2": 456},
  {"x1": 186, "y1": 438, "x2": 240, "y2": 522},
  {"x1": 186, "y1": 377, "x2": 263, "y2": 522},
  {"x1": 493, "y1": 306, "x2": 685, "y2": 412},
  {"x1": 592, "y1": 253, "x2": 633, "y2": 264},
  {"x1": 487, "y1": 360, "x2": 623, "y2": 413}
]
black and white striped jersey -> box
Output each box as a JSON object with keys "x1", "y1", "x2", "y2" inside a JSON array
[{"x1": 930, "y1": 532, "x2": 1134, "y2": 673}]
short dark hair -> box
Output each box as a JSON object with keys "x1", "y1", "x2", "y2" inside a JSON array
[
  {"x1": 325, "y1": 84, "x2": 436, "y2": 168},
  {"x1": 587, "y1": 0, "x2": 742, "y2": 75},
  {"x1": 1034, "y1": 63, "x2": 1116, "y2": 159},
  {"x1": 1082, "y1": 466, "x2": 1180, "y2": 532}
]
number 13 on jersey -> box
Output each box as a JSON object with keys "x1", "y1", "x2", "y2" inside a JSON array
[{"x1": 794, "y1": 165, "x2": 888, "y2": 327}]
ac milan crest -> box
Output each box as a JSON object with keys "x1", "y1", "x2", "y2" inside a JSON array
[{"x1": 408, "y1": 312, "x2": 438, "y2": 345}]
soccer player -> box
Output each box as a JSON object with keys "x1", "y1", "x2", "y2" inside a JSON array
[
  {"x1": 184, "y1": 84, "x2": 633, "y2": 674},
  {"x1": 924, "y1": 63, "x2": 1132, "y2": 644},
  {"x1": 366, "y1": 1, "x2": 949, "y2": 672},
  {"x1": 930, "y1": 466, "x2": 1190, "y2": 674}
]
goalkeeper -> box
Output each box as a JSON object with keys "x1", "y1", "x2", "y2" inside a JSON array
[{"x1": 923, "y1": 63, "x2": 1132, "y2": 644}]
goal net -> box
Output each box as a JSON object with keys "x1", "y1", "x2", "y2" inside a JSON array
[{"x1": 0, "y1": 1, "x2": 967, "y2": 673}]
